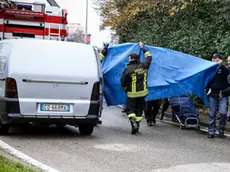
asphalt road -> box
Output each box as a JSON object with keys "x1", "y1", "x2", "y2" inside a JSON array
[{"x1": 0, "y1": 105, "x2": 230, "y2": 172}]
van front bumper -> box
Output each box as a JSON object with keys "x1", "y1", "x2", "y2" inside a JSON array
[{"x1": 1, "y1": 113, "x2": 99, "y2": 126}]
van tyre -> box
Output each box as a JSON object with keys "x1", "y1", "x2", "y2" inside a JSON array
[
  {"x1": 0, "y1": 121, "x2": 9, "y2": 135},
  {"x1": 78, "y1": 124, "x2": 94, "y2": 135}
]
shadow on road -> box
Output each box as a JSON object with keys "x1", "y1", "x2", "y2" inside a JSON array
[{"x1": 5, "y1": 125, "x2": 98, "y2": 139}]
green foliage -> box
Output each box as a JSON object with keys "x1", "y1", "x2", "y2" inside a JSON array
[
  {"x1": 0, "y1": 155, "x2": 40, "y2": 172},
  {"x1": 95, "y1": 0, "x2": 230, "y2": 104},
  {"x1": 95, "y1": 0, "x2": 230, "y2": 59},
  {"x1": 189, "y1": 95, "x2": 203, "y2": 106}
]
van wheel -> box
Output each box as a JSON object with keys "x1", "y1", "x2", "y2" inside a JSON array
[
  {"x1": 78, "y1": 125, "x2": 94, "y2": 135},
  {"x1": 0, "y1": 121, "x2": 9, "y2": 135}
]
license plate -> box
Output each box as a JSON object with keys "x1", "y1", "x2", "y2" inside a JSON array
[{"x1": 40, "y1": 104, "x2": 70, "y2": 112}]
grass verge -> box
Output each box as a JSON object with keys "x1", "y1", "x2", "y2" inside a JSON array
[{"x1": 0, "y1": 154, "x2": 40, "y2": 172}]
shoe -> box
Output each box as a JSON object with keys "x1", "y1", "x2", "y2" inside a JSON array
[
  {"x1": 122, "y1": 108, "x2": 127, "y2": 113},
  {"x1": 219, "y1": 133, "x2": 226, "y2": 139},
  {"x1": 130, "y1": 117, "x2": 138, "y2": 135},
  {"x1": 97, "y1": 119, "x2": 102, "y2": 124},
  {"x1": 217, "y1": 114, "x2": 221, "y2": 120},
  {"x1": 153, "y1": 119, "x2": 156, "y2": 124},
  {"x1": 147, "y1": 120, "x2": 153, "y2": 127},
  {"x1": 160, "y1": 112, "x2": 164, "y2": 120},
  {"x1": 227, "y1": 117, "x2": 230, "y2": 122},
  {"x1": 208, "y1": 134, "x2": 215, "y2": 139}
]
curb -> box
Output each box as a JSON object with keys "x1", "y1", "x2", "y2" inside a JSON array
[
  {"x1": 117, "y1": 105, "x2": 230, "y2": 137},
  {"x1": 163, "y1": 112, "x2": 230, "y2": 133},
  {"x1": 0, "y1": 139, "x2": 60, "y2": 172},
  {"x1": 160, "y1": 117, "x2": 230, "y2": 138}
]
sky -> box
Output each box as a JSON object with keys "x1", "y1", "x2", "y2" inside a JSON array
[
  {"x1": 16, "y1": 0, "x2": 111, "y2": 47},
  {"x1": 56, "y1": 0, "x2": 111, "y2": 47}
]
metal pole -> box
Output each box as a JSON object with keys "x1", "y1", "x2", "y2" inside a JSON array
[{"x1": 85, "y1": 0, "x2": 88, "y2": 44}]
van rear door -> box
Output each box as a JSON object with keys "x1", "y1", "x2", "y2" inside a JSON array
[
  {"x1": 93, "y1": 47, "x2": 103, "y2": 116},
  {"x1": 9, "y1": 40, "x2": 99, "y2": 117}
]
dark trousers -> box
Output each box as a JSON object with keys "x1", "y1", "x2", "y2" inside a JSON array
[
  {"x1": 144, "y1": 100, "x2": 160, "y2": 121},
  {"x1": 159, "y1": 98, "x2": 170, "y2": 120},
  {"x1": 126, "y1": 97, "x2": 146, "y2": 122},
  {"x1": 162, "y1": 98, "x2": 170, "y2": 113}
]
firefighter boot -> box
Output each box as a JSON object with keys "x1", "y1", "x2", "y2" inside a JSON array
[{"x1": 129, "y1": 117, "x2": 138, "y2": 135}]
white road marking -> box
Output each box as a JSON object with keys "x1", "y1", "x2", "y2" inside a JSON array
[
  {"x1": 0, "y1": 139, "x2": 60, "y2": 172},
  {"x1": 93, "y1": 143, "x2": 139, "y2": 152},
  {"x1": 151, "y1": 163, "x2": 230, "y2": 172}
]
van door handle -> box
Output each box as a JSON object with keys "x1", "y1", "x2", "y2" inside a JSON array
[{"x1": 22, "y1": 79, "x2": 88, "y2": 85}]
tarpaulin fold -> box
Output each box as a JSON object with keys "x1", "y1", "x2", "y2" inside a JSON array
[{"x1": 102, "y1": 43, "x2": 218, "y2": 106}]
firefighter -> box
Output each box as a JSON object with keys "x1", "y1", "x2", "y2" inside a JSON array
[
  {"x1": 121, "y1": 42, "x2": 152, "y2": 134},
  {"x1": 96, "y1": 43, "x2": 109, "y2": 125},
  {"x1": 99, "y1": 42, "x2": 109, "y2": 62}
]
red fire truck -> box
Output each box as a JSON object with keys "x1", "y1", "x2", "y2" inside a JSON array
[{"x1": 0, "y1": 0, "x2": 68, "y2": 41}]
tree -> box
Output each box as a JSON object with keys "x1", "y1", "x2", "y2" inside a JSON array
[
  {"x1": 67, "y1": 24, "x2": 85, "y2": 43},
  {"x1": 110, "y1": 31, "x2": 119, "y2": 45},
  {"x1": 95, "y1": 0, "x2": 230, "y2": 59}
]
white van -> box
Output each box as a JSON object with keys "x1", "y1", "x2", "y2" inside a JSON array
[{"x1": 0, "y1": 39, "x2": 103, "y2": 135}]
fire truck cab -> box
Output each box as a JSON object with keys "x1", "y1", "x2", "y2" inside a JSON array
[{"x1": 0, "y1": 0, "x2": 68, "y2": 41}]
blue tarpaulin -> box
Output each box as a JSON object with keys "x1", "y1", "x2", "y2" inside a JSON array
[{"x1": 102, "y1": 43, "x2": 218, "y2": 106}]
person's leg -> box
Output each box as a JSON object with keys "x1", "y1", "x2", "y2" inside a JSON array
[
  {"x1": 219, "y1": 96, "x2": 228, "y2": 138},
  {"x1": 227, "y1": 96, "x2": 230, "y2": 121},
  {"x1": 208, "y1": 96, "x2": 217, "y2": 138},
  {"x1": 122, "y1": 103, "x2": 127, "y2": 113},
  {"x1": 160, "y1": 99, "x2": 170, "y2": 120},
  {"x1": 152, "y1": 100, "x2": 160, "y2": 124},
  {"x1": 126, "y1": 98, "x2": 138, "y2": 135},
  {"x1": 136, "y1": 97, "x2": 146, "y2": 129},
  {"x1": 144, "y1": 101, "x2": 154, "y2": 126}
]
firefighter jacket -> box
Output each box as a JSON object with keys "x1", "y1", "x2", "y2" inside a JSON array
[{"x1": 120, "y1": 49, "x2": 152, "y2": 98}]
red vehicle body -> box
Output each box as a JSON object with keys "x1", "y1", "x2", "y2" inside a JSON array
[{"x1": 0, "y1": 0, "x2": 68, "y2": 41}]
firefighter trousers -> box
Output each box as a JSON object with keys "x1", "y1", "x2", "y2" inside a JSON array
[{"x1": 126, "y1": 97, "x2": 146, "y2": 123}]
